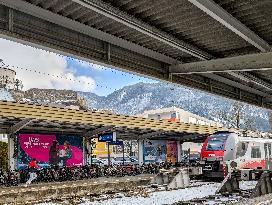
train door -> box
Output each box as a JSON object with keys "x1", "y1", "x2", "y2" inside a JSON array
[{"x1": 264, "y1": 143, "x2": 272, "y2": 170}]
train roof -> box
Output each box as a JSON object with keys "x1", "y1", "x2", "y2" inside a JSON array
[
  {"x1": 238, "y1": 137, "x2": 272, "y2": 143},
  {"x1": 212, "y1": 130, "x2": 272, "y2": 140}
]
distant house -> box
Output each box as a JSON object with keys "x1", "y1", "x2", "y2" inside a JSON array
[
  {"x1": 11, "y1": 88, "x2": 87, "y2": 110},
  {"x1": 136, "y1": 107, "x2": 222, "y2": 127},
  {"x1": 137, "y1": 107, "x2": 221, "y2": 154}
]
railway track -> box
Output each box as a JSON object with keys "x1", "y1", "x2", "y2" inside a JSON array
[{"x1": 171, "y1": 180, "x2": 256, "y2": 205}]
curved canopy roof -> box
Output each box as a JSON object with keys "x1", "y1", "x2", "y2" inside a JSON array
[{"x1": 0, "y1": 100, "x2": 222, "y2": 142}]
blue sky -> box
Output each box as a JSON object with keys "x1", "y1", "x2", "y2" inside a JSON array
[
  {"x1": 0, "y1": 38, "x2": 158, "y2": 96},
  {"x1": 66, "y1": 57, "x2": 158, "y2": 96}
]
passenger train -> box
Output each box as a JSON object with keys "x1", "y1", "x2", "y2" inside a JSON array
[{"x1": 200, "y1": 131, "x2": 272, "y2": 178}]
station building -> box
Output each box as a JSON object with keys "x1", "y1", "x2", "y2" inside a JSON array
[
  {"x1": 137, "y1": 107, "x2": 222, "y2": 127},
  {"x1": 0, "y1": 101, "x2": 221, "y2": 170},
  {"x1": 0, "y1": 67, "x2": 16, "y2": 89},
  {"x1": 137, "y1": 107, "x2": 222, "y2": 159}
]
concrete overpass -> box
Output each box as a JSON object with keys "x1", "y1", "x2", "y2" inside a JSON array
[{"x1": 0, "y1": 0, "x2": 271, "y2": 108}]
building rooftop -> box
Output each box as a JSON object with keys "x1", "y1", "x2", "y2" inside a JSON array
[{"x1": 137, "y1": 106, "x2": 222, "y2": 126}]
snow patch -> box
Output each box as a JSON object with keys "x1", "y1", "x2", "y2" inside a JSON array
[
  {"x1": 80, "y1": 183, "x2": 220, "y2": 205},
  {"x1": 239, "y1": 180, "x2": 258, "y2": 190},
  {"x1": 0, "y1": 88, "x2": 14, "y2": 101}
]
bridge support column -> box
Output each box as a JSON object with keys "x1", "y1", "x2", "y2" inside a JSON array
[
  {"x1": 8, "y1": 135, "x2": 15, "y2": 171},
  {"x1": 177, "y1": 141, "x2": 182, "y2": 162},
  {"x1": 138, "y1": 139, "x2": 144, "y2": 165}
]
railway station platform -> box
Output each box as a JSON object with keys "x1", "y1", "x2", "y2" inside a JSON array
[
  {"x1": 0, "y1": 174, "x2": 154, "y2": 204},
  {"x1": 0, "y1": 100, "x2": 223, "y2": 169}
]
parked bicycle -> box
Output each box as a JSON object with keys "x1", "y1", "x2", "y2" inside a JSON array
[{"x1": 0, "y1": 161, "x2": 179, "y2": 187}]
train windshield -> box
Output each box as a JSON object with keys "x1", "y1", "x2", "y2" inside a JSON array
[{"x1": 206, "y1": 133, "x2": 230, "y2": 151}]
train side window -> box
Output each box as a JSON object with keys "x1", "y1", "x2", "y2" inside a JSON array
[
  {"x1": 251, "y1": 146, "x2": 261, "y2": 158},
  {"x1": 236, "y1": 142, "x2": 248, "y2": 158}
]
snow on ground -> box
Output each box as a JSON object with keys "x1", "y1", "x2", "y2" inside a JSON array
[
  {"x1": 36, "y1": 183, "x2": 221, "y2": 205},
  {"x1": 239, "y1": 180, "x2": 258, "y2": 190},
  {"x1": 36, "y1": 181, "x2": 258, "y2": 205},
  {"x1": 37, "y1": 203, "x2": 57, "y2": 205},
  {"x1": 78, "y1": 183, "x2": 221, "y2": 205}
]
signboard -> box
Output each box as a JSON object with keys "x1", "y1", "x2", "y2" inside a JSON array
[
  {"x1": 17, "y1": 134, "x2": 83, "y2": 169},
  {"x1": 98, "y1": 132, "x2": 116, "y2": 142},
  {"x1": 109, "y1": 140, "x2": 123, "y2": 146}
]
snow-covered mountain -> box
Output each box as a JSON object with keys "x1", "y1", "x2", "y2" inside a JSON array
[
  {"x1": 0, "y1": 88, "x2": 14, "y2": 101},
  {"x1": 0, "y1": 82, "x2": 269, "y2": 131},
  {"x1": 80, "y1": 82, "x2": 270, "y2": 131}
]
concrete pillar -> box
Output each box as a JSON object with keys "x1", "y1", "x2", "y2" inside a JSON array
[
  {"x1": 177, "y1": 141, "x2": 182, "y2": 162},
  {"x1": 107, "y1": 142, "x2": 111, "y2": 166},
  {"x1": 86, "y1": 138, "x2": 91, "y2": 165},
  {"x1": 261, "y1": 177, "x2": 268, "y2": 195},
  {"x1": 83, "y1": 136, "x2": 86, "y2": 165},
  {"x1": 266, "y1": 174, "x2": 272, "y2": 194},
  {"x1": 8, "y1": 135, "x2": 15, "y2": 170},
  {"x1": 138, "y1": 139, "x2": 144, "y2": 165},
  {"x1": 231, "y1": 176, "x2": 239, "y2": 191}
]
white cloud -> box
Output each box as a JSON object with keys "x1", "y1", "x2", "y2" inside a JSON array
[
  {"x1": 0, "y1": 38, "x2": 96, "y2": 92},
  {"x1": 52, "y1": 73, "x2": 96, "y2": 92}
]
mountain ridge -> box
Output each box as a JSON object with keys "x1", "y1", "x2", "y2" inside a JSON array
[
  {"x1": 3, "y1": 82, "x2": 269, "y2": 131},
  {"x1": 80, "y1": 82, "x2": 270, "y2": 131}
]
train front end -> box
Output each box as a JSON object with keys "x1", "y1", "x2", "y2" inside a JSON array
[{"x1": 200, "y1": 131, "x2": 232, "y2": 178}]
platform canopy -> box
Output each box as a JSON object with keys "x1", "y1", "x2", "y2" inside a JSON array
[
  {"x1": 0, "y1": 101, "x2": 223, "y2": 142},
  {"x1": 0, "y1": 0, "x2": 272, "y2": 109}
]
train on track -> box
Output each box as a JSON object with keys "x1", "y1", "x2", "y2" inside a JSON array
[{"x1": 200, "y1": 131, "x2": 272, "y2": 178}]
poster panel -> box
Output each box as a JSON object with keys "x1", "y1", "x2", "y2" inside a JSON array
[
  {"x1": 17, "y1": 134, "x2": 83, "y2": 169},
  {"x1": 57, "y1": 135, "x2": 83, "y2": 167},
  {"x1": 166, "y1": 141, "x2": 177, "y2": 163},
  {"x1": 143, "y1": 140, "x2": 166, "y2": 163}
]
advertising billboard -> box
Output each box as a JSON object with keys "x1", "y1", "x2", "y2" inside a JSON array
[
  {"x1": 143, "y1": 140, "x2": 167, "y2": 163},
  {"x1": 17, "y1": 133, "x2": 83, "y2": 169},
  {"x1": 166, "y1": 141, "x2": 177, "y2": 163}
]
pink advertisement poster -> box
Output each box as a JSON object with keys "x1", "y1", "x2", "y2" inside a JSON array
[{"x1": 18, "y1": 134, "x2": 83, "y2": 169}]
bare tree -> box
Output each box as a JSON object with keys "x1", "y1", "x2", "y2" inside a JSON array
[
  {"x1": 218, "y1": 101, "x2": 256, "y2": 131},
  {"x1": 244, "y1": 117, "x2": 257, "y2": 131}
]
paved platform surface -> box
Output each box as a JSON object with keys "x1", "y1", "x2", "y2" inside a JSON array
[
  {"x1": 0, "y1": 174, "x2": 154, "y2": 204},
  {"x1": 0, "y1": 174, "x2": 154, "y2": 190}
]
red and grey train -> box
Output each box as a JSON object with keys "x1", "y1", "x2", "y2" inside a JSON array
[{"x1": 200, "y1": 131, "x2": 272, "y2": 178}]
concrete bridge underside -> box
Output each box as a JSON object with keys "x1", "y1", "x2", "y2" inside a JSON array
[{"x1": 0, "y1": 0, "x2": 272, "y2": 109}]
